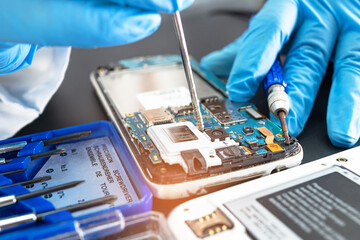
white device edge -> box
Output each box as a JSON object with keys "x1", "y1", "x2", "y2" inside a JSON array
[{"x1": 167, "y1": 146, "x2": 360, "y2": 239}]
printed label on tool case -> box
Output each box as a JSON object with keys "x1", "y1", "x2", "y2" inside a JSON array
[{"x1": 30, "y1": 137, "x2": 138, "y2": 215}]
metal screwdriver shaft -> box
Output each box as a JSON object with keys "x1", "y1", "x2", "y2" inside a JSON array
[
  {"x1": 0, "y1": 176, "x2": 51, "y2": 189},
  {"x1": 0, "y1": 148, "x2": 66, "y2": 164},
  {"x1": 43, "y1": 131, "x2": 91, "y2": 146},
  {"x1": 173, "y1": 11, "x2": 204, "y2": 131},
  {"x1": 278, "y1": 110, "x2": 290, "y2": 144},
  {"x1": 0, "y1": 195, "x2": 117, "y2": 231},
  {"x1": 0, "y1": 180, "x2": 84, "y2": 208},
  {"x1": 0, "y1": 131, "x2": 91, "y2": 156},
  {"x1": 1, "y1": 169, "x2": 27, "y2": 176}
]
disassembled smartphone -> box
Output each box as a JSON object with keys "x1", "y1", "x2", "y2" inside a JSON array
[
  {"x1": 90, "y1": 55, "x2": 303, "y2": 199},
  {"x1": 168, "y1": 146, "x2": 360, "y2": 240}
]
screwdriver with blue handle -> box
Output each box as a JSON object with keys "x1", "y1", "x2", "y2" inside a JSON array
[{"x1": 264, "y1": 58, "x2": 290, "y2": 144}]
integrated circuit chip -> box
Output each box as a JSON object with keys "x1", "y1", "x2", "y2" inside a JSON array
[
  {"x1": 142, "y1": 108, "x2": 174, "y2": 126},
  {"x1": 165, "y1": 125, "x2": 198, "y2": 143},
  {"x1": 242, "y1": 126, "x2": 254, "y2": 135}
]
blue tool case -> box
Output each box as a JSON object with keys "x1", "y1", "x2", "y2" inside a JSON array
[{"x1": 0, "y1": 121, "x2": 152, "y2": 239}]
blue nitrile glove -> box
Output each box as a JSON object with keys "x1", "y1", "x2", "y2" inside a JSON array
[
  {"x1": 201, "y1": 0, "x2": 360, "y2": 148},
  {"x1": 0, "y1": 0, "x2": 193, "y2": 74}
]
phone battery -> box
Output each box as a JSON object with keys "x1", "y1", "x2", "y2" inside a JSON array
[
  {"x1": 224, "y1": 166, "x2": 360, "y2": 240},
  {"x1": 29, "y1": 136, "x2": 138, "y2": 215}
]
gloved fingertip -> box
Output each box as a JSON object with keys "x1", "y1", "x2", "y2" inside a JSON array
[
  {"x1": 328, "y1": 130, "x2": 358, "y2": 148},
  {"x1": 114, "y1": 12, "x2": 161, "y2": 45},
  {"x1": 0, "y1": 43, "x2": 37, "y2": 74},
  {"x1": 200, "y1": 52, "x2": 231, "y2": 78}
]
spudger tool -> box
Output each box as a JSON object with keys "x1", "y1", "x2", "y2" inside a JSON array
[
  {"x1": 264, "y1": 58, "x2": 290, "y2": 144},
  {"x1": 0, "y1": 180, "x2": 84, "y2": 208},
  {"x1": 0, "y1": 131, "x2": 91, "y2": 156},
  {"x1": 0, "y1": 195, "x2": 117, "y2": 232},
  {"x1": 173, "y1": 11, "x2": 204, "y2": 131}
]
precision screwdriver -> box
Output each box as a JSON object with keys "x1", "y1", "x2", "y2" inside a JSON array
[
  {"x1": 0, "y1": 131, "x2": 91, "y2": 156},
  {"x1": 173, "y1": 11, "x2": 204, "y2": 131},
  {"x1": 0, "y1": 148, "x2": 66, "y2": 164},
  {"x1": 0, "y1": 195, "x2": 117, "y2": 232},
  {"x1": 0, "y1": 176, "x2": 51, "y2": 189},
  {"x1": 1, "y1": 169, "x2": 27, "y2": 176},
  {"x1": 0, "y1": 180, "x2": 84, "y2": 208},
  {"x1": 264, "y1": 58, "x2": 290, "y2": 144}
]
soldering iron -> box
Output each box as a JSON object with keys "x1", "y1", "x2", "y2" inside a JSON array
[{"x1": 264, "y1": 58, "x2": 290, "y2": 144}]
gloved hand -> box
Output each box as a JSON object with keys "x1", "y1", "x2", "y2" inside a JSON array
[
  {"x1": 201, "y1": 0, "x2": 360, "y2": 147},
  {"x1": 0, "y1": 0, "x2": 193, "y2": 74}
]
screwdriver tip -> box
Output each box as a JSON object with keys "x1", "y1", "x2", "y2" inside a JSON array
[
  {"x1": 73, "y1": 180, "x2": 86, "y2": 186},
  {"x1": 278, "y1": 110, "x2": 290, "y2": 145},
  {"x1": 104, "y1": 195, "x2": 118, "y2": 204},
  {"x1": 41, "y1": 176, "x2": 52, "y2": 181}
]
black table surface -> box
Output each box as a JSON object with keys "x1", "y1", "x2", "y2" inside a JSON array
[{"x1": 15, "y1": 8, "x2": 358, "y2": 215}]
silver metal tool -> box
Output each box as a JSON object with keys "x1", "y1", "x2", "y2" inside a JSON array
[
  {"x1": 0, "y1": 180, "x2": 84, "y2": 208},
  {"x1": 267, "y1": 85, "x2": 290, "y2": 144},
  {"x1": 43, "y1": 131, "x2": 92, "y2": 146},
  {"x1": 264, "y1": 58, "x2": 290, "y2": 144},
  {"x1": 173, "y1": 11, "x2": 204, "y2": 131},
  {"x1": 0, "y1": 195, "x2": 117, "y2": 231},
  {"x1": 1, "y1": 169, "x2": 27, "y2": 176},
  {"x1": 0, "y1": 148, "x2": 66, "y2": 164},
  {"x1": 0, "y1": 131, "x2": 91, "y2": 156},
  {"x1": 0, "y1": 141, "x2": 27, "y2": 154},
  {"x1": 0, "y1": 176, "x2": 51, "y2": 189}
]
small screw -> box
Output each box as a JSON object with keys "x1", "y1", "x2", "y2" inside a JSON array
[{"x1": 336, "y1": 157, "x2": 348, "y2": 162}]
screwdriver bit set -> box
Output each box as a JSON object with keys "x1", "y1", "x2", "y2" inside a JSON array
[{"x1": 0, "y1": 121, "x2": 153, "y2": 239}]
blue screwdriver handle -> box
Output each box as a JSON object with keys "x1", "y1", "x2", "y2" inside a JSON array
[{"x1": 264, "y1": 57, "x2": 287, "y2": 93}]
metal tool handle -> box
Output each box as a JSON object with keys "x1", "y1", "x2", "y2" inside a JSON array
[
  {"x1": 0, "y1": 213, "x2": 37, "y2": 231},
  {"x1": 0, "y1": 195, "x2": 16, "y2": 208}
]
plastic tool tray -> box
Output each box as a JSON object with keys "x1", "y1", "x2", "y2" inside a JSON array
[{"x1": 0, "y1": 121, "x2": 152, "y2": 239}]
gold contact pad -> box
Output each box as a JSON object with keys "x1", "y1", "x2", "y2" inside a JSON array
[{"x1": 186, "y1": 208, "x2": 234, "y2": 238}]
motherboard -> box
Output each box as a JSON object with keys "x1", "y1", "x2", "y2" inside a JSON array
[{"x1": 124, "y1": 97, "x2": 300, "y2": 184}]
